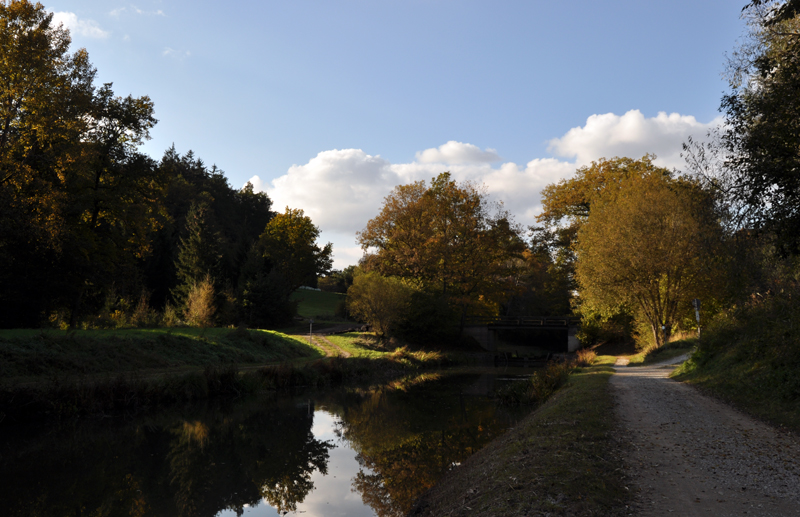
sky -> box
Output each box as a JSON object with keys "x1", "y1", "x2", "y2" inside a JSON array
[{"x1": 48, "y1": 0, "x2": 747, "y2": 268}]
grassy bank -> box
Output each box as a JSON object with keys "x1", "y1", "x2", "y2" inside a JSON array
[
  {"x1": 0, "y1": 349, "x2": 446, "y2": 421},
  {"x1": 0, "y1": 327, "x2": 324, "y2": 383},
  {"x1": 409, "y1": 356, "x2": 629, "y2": 517},
  {"x1": 627, "y1": 339, "x2": 696, "y2": 366},
  {"x1": 673, "y1": 293, "x2": 800, "y2": 431}
]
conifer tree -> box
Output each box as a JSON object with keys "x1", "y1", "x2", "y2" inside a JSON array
[{"x1": 172, "y1": 199, "x2": 222, "y2": 306}]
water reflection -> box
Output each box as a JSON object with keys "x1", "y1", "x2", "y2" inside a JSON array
[{"x1": 0, "y1": 370, "x2": 530, "y2": 517}]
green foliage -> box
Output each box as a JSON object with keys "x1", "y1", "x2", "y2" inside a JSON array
[
  {"x1": 258, "y1": 207, "x2": 333, "y2": 291},
  {"x1": 674, "y1": 286, "x2": 800, "y2": 430},
  {"x1": 172, "y1": 199, "x2": 222, "y2": 307},
  {"x1": 318, "y1": 265, "x2": 357, "y2": 293},
  {"x1": 712, "y1": 2, "x2": 800, "y2": 254},
  {"x1": 235, "y1": 208, "x2": 333, "y2": 327},
  {"x1": 347, "y1": 272, "x2": 415, "y2": 337},
  {"x1": 575, "y1": 169, "x2": 726, "y2": 347}
]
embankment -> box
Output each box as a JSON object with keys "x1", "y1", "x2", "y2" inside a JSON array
[
  {"x1": 673, "y1": 292, "x2": 800, "y2": 432},
  {"x1": 409, "y1": 356, "x2": 630, "y2": 517},
  {"x1": 0, "y1": 329, "x2": 447, "y2": 421}
]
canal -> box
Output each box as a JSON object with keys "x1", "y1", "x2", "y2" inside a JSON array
[{"x1": 0, "y1": 368, "x2": 537, "y2": 517}]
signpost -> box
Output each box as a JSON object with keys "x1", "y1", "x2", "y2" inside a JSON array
[
  {"x1": 692, "y1": 298, "x2": 701, "y2": 338},
  {"x1": 309, "y1": 318, "x2": 314, "y2": 344}
]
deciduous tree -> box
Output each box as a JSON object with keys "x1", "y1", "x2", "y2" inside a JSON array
[
  {"x1": 575, "y1": 173, "x2": 724, "y2": 347},
  {"x1": 347, "y1": 272, "x2": 414, "y2": 337},
  {"x1": 358, "y1": 172, "x2": 524, "y2": 327}
]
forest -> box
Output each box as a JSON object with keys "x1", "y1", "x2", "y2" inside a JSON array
[{"x1": 0, "y1": 1, "x2": 332, "y2": 330}]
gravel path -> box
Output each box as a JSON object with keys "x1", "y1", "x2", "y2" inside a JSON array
[{"x1": 612, "y1": 355, "x2": 800, "y2": 516}]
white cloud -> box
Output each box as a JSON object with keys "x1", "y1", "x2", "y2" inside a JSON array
[
  {"x1": 415, "y1": 141, "x2": 501, "y2": 164},
  {"x1": 250, "y1": 113, "x2": 721, "y2": 268},
  {"x1": 109, "y1": 6, "x2": 165, "y2": 17},
  {"x1": 51, "y1": 11, "x2": 109, "y2": 38},
  {"x1": 162, "y1": 47, "x2": 191, "y2": 59},
  {"x1": 548, "y1": 109, "x2": 723, "y2": 170}
]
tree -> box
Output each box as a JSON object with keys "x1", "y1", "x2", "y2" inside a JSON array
[
  {"x1": 347, "y1": 272, "x2": 414, "y2": 337},
  {"x1": 694, "y1": 1, "x2": 800, "y2": 253},
  {"x1": 236, "y1": 207, "x2": 332, "y2": 326},
  {"x1": 172, "y1": 198, "x2": 223, "y2": 306},
  {"x1": 0, "y1": 1, "x2": 167, "y2": 327},
  {"x1": 575, "y1": 172, "x2": 724, "y2": 347},
  {"x1": 258, "y1": 207, "x2": 333, "y2": 291},
  {"x1": 535, "y1": 156, "x2": 672, "y2": 281},
  {"x1": 358, "y1": 172, "x2": 524, "y2": 328}
]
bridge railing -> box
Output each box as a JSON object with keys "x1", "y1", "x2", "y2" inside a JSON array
[{"x1": 464, "y1": 316, "x2": 581, "y2": 327}]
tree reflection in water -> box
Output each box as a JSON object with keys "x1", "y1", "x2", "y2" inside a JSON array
[
  {"x1": 0, "y1": 397, "x2": 333, "y2": 517},
  {"x1": 0, "y1": 371, "x2": 526, "y2": 517},
  {"x1": 329, "y1": 372, "x2": 522, "y2": 517}
]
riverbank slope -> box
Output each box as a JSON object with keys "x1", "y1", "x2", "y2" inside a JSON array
[{"x1": 409, "y1": 356, "x2": 630, "y2": 516}]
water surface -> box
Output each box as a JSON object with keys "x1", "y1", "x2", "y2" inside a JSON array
[{"x1": 0, "y1": 368, "x2": 534, "y2": 516}]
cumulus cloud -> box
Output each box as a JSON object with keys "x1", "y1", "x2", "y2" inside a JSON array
[
  {"x1": 415, "y1": 141, "x2": 501, "y2": 164},
  {"x1": 548, "y1": 109, "x2": 723, "y2": 170},
  {"x1": 250, "y1": 113, "x2": 721, "y2": 267},
  {"x1": 51, "y1": 11, "x2": 109, "y2": 38}
]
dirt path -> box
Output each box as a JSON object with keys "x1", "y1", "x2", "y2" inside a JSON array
[
  {"x1": 316, "y1": 335, "x2": 351, "y2": 358},
  {"x1": 612, "y1": 356, "x2": 800, "y2": 516},
  {"x1": 290, "y1": 334, "x2": 351, "y2": 358}
]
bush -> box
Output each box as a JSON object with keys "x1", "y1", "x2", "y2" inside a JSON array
[
  {"x1": 497, "y1": 360, "x2": 573, "y2": 406},
  {"x1": 185, "y1": 275, "x2": 216, "y2": 327}
]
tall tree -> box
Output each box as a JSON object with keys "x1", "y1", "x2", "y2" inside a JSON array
[
  {"x1": 172, "y1": 198, "x2": 223, "y2": 306},
  {"x1": 575, "y1": 172, "x2": 724, "y2": 347},
  {"x1": 237, "y1": 207, "x2": 332, "y2": 327},
  {"x1": 695, "y1": 1, "x2": 800, "y2": 253}
]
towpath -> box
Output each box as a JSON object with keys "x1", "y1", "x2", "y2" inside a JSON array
[{"x1": 612, "y1": 355, "x2": 800, "y2": 516}]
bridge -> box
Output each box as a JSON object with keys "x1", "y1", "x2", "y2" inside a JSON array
[{"x1": 463, "y1": 316, "x2": 581, "y2": 353}]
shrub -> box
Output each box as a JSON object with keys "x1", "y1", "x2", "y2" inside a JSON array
[
  {"x1": 185, "y1": 275, "x2": 216, "y2": 327},
  {"x1": 497, "y1": 360, "x2": 573, "y2": 406}
]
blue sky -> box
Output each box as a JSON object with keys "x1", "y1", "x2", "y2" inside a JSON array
[{"x1": 50, "y1": 1, "x2": 746, "y2": 267}]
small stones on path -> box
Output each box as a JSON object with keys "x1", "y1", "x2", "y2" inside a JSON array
[{"x1": 611, "y1": 356, "x2": 800, "y2": 516}]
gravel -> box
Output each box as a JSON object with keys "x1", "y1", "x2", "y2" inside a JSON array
[{"x1": 611, "y1": 355, "x2": 800, "y2": 516}]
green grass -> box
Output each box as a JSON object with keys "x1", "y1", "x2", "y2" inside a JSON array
[
  {"x1": 325, "y1": 332, "x2": 388, "y2": 359},
  {"x1": 672, "y1": 294, "x2": 800, "y2": 431},
  {"x1": 0, "y1": 327, "x2": 324, "y2": 383},
  {"x1": 410, "y1": 355, "x2": 629, "y2": 517},
  {"x1": 290, "y1": 289, "x2": 346, "y2": 319},
  {"x1": 627, "y1": 339, "x2": 696, "y2": 366}
]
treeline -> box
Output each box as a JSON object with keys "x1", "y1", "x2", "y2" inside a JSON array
[
  {"x1": 341, "y1": 172, "x2": 571, "y2": 344},
  {"x1": 0, "y1": 2, "x2": 331, "y2": 329}
]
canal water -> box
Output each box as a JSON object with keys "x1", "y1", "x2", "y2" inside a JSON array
[{"x1": 0, "y1": 368, "x2": 536, "y2": 517}]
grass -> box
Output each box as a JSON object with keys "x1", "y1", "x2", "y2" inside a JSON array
[
  {"x1": 290, "y1": 289, "x2": 346, "y2": 319},
  {"x1": 0, "y1": 350, "x2": 449, "y2": 421},
  {"x1": 626, "y1": 339, "x2": 696, "y2": 366},
  {"x1": 325, "y1": 332, "x2": 390, "y2": 359},
  {"x1": 672, "y1": 292, "x2": 800, "y2": 432},
  {"x1": 0, "y1": 327, "x2": 324, "y2": 383},
  {"x1": 410, "y1": 355, "x2": 629, "y2": 517}
]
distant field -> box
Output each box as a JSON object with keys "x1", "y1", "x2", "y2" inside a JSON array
[{"x1": 291, "y1": 289, "x2": 346, "y2": 319}]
